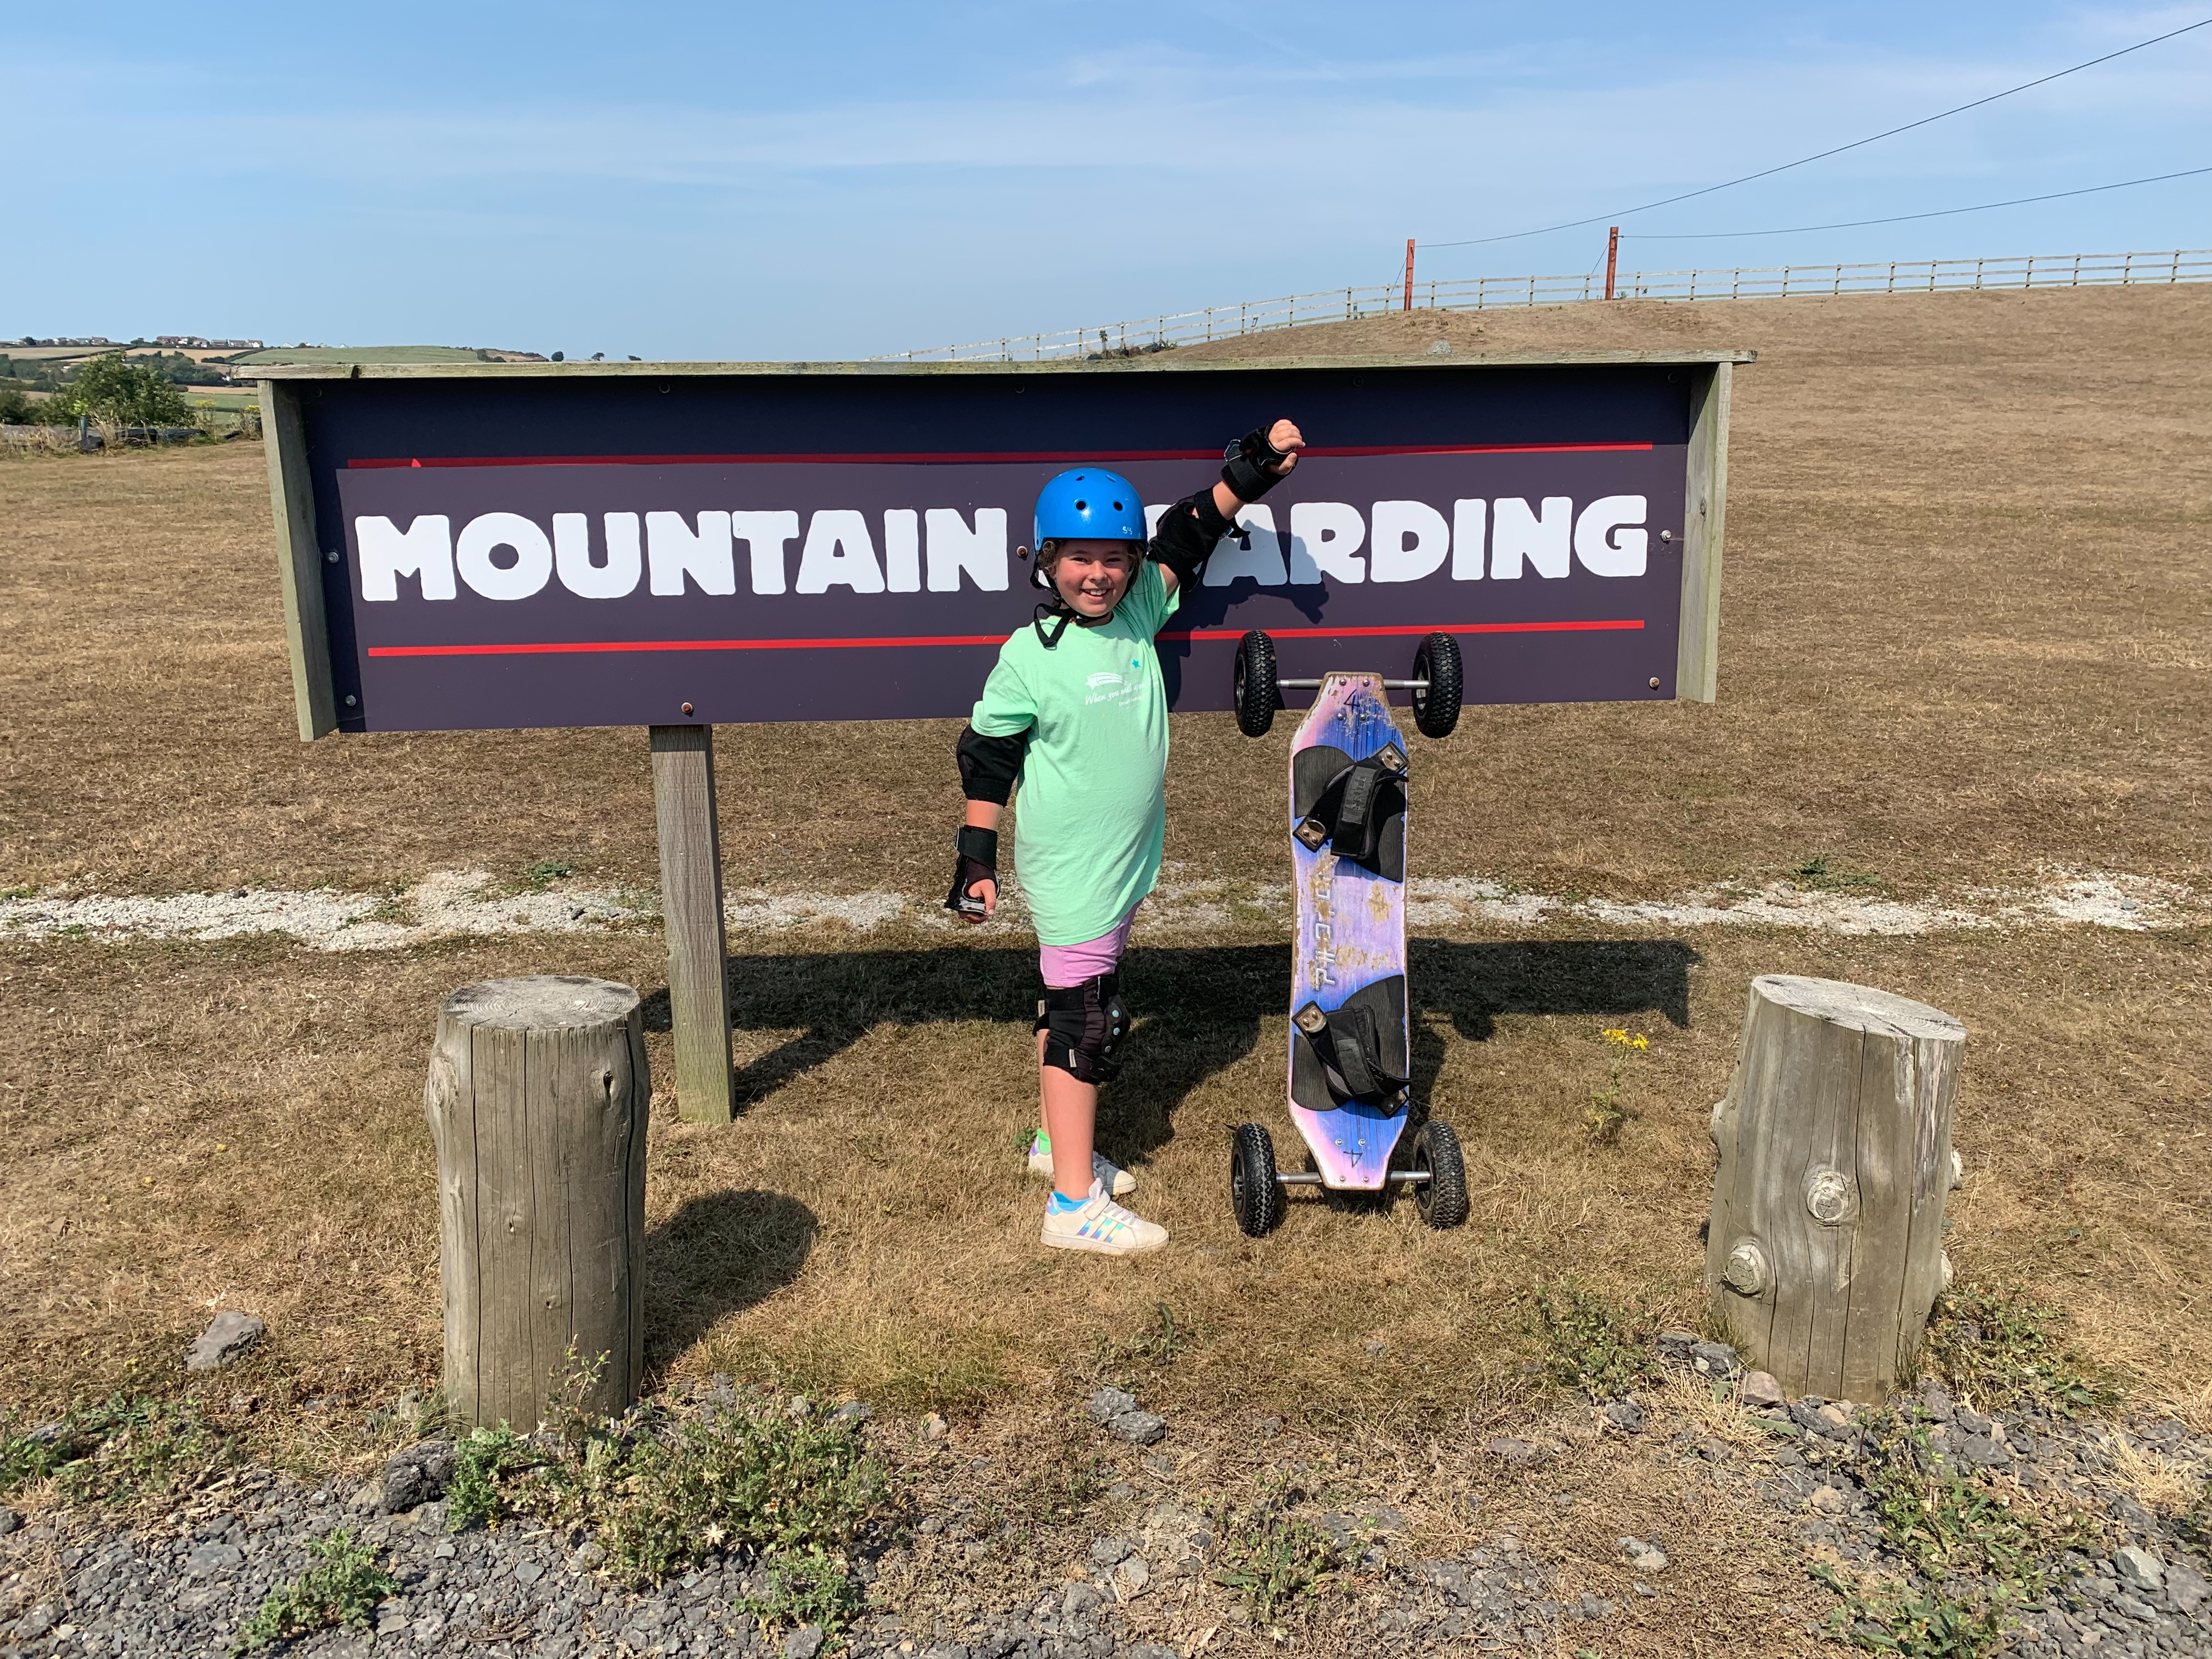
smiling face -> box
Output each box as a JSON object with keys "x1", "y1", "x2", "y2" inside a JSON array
[{"x1": 1044, "y1": 539, "x2": 1140, "y2": 618}]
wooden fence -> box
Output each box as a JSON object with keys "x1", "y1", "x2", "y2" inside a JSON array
[{"x1": 878, "y1": 247, "x2": 2211, "y2": 363}]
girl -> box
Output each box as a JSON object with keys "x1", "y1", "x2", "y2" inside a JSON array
[{"x1": 945, "y1": 417, "x2": 1305, "y2": 1255}]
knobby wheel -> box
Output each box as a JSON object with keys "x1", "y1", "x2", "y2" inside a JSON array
[
  {"x1": 1411, "y1": 633, "x2": 1463, "y2": 738},
  {"x1": 1411, "y1": 1120, "x2": 1469, "y2": 1229},
  {"x1": 1233, "y1": 630, "x2": 1281, "y2": 738},
  {"x1": 1230, "y1": 1122, "x2": 1284, "y2": 1236}
]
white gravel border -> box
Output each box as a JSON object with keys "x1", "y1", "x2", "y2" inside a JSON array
[{"x1": 0, "y1": 866, "x2": 2197, "y2": 952}]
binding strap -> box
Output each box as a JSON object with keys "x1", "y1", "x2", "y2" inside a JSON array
[
  {"x1": 1293, "y1": 741, "x2": 1408, "y2": 865},
  {"x1": 1293, "y1": 998, "x2": 1410, "y2": 1108}
]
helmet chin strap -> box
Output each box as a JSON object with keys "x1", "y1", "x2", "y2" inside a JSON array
[
  {"x1": 1028, "y1": 547, "x2": 1121, "y2": 647},
  {"x1": 1032, "y1": 596, "x2": 1115, "y2": 648}
]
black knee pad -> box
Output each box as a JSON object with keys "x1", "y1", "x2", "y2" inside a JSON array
[{"x1": 1037, "y1": 973, "x2": 1129, "y2": 1084}]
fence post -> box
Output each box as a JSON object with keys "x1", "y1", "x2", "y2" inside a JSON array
[{"x1": 1604, "y1": 227, "x2": 1619, "y2": 300}]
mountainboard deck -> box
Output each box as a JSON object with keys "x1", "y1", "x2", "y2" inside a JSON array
[{"x1": 1286, "y1": 672, "x2": 1411, "y2": 1189}]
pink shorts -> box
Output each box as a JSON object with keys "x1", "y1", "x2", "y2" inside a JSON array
[{"x1": 1039, "y1": 905, "x2": 1139, "y2": 989}]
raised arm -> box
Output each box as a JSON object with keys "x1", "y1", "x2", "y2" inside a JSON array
[{"x1": 1150, "y1": 418, "x2": 1306, "y2": 596}]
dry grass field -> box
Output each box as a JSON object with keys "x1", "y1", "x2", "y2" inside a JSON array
[{"x1": 2, "y1": 281, "x2": 2209, "y2": 1653}]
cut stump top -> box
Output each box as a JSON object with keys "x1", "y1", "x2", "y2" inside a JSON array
[
  {"x1": 1752, "y1": 974, "x2": 1963, "y2": 1041},
  {"x1": 439, "y1": 975, "x2": 642, "y2": 1029}
]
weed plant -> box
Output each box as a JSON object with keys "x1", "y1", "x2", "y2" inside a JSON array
[
  {"x1": 445, "y1": 1396, "x2": 888, "y2": 1588},
  {"x1": 1584, "y1": 1028, "x2": 1647, "y2": 1146},
  {"x1": 1810, "y1": 1564, "x2": 2008, "y2": 1659},
  {"x1": 1532, "y1": 1283, "x2": 1657, "y2": 1396},
  {"x1": 1922, "y1": 1286, "x2": 2118, "y2": 1418},
  {"x1": 731, "y1": 1548, "x2": 865, "y2": 1637},
  {"x1": 1208, "y1": 1504, "x2": 1338, "y2": 1622},
  {"x1": 0, "y1": 1393, "x2": 232, "y2": 1505},
  {"x1": 232, "y1": 1531, "x2": 398, "y2": 1652}
]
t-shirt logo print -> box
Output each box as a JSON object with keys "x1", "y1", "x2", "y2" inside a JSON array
[{"x1": 1084, "y1": 670, "x2": 1141, "y2": 708}]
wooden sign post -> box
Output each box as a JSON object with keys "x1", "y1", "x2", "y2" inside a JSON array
[{"x1": 648, "y1": 725, "x2": 735, "y2": 1124}]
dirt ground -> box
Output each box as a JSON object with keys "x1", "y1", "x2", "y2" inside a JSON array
[{"x1": 2, "y1": 282, "x2": 2209, "y2": 1651}]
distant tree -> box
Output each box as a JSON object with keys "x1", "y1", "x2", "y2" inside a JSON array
[
  {"x1": 0, "y1": 389, "x2": 35, "y2": 424},
  {"x1": 550, "y1": 351, "x2": 565, "y2": 362},
  {"x1": 50, "y1": 353, "x2": 194, "y2": 426}
]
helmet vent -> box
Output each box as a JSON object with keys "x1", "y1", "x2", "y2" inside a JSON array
[{"x1": 1074, "y1": 500, "x2": 1087, "y2": 511}]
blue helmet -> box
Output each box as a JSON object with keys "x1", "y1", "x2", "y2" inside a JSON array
[{"x1": 1032, "y1": 467, "x2": 1146, "y2": 549}]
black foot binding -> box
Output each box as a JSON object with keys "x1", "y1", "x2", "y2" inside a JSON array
[
  {"x1": 1290, "y1": 742, "x2": 1407, "y2": 879},
  {"x1": 1290, "y1": 975, "x2": 1411, "y2": 1113},
  {"x1": 1231, "y1": 1122, "x2": 1283, "y2": 1236}
]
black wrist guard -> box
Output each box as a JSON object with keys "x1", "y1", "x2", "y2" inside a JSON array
[
  {"x1": 945, "y1": 825, "x2": 998, "y2": 917},
  {"x1": 1148, "y1": 487, "x2": 1239, "y2": 585},
  {"x1": 1221, "y1": 425, "x2": 1294, "y2": 503}
]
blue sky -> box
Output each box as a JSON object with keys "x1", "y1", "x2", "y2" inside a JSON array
[{"x1": 8, "y1": 2, "x2": 2208, "y2": 358}]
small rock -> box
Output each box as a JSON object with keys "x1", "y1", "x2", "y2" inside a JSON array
[
  {"x1": 1689, "y1": 1340, "x2": 1739, "y2": 1376},
  {"x1": 1484, "y1": 1437, "x2": 1538, "y2": 1464},
  {"x1": 570, "y1": 1541, "x2": 606, "y2": 1572},
  {"x1": 1618, "y1": 1537, "x2": 1668, "y2": 1573},
  {"x1": 785, "y1": 1624, "x2": 826, "y2": 1659},
  {"x1": 922, "y1": 1413, "x2": 950, "y2": 1442},
  {"x1": 1364, "y1": 1339, "x2": 1386, "y2": 1355},
  {"x1": 1656, "y1": 1330, "x2": 1697, "y2": 1362},
  {"x1": 229, "y1": 1392, "x2": 259, "y2": 1414},
  {"x1": 0, "y1": 1509, "x2": 19, "y2": 1536},
  {"x1": 1089, "y1": 1536, "x2": 1131, "y2": 1567},
  {"x1": 787, "y1": 1396, "x2": 815, "y2": 1420},
  {"x1": 1086, "y1": 1387, "x2": 1138, "y2": 1424},
  {"x1": 1063, "y1": 1581, "x2": 1104, "y2": 1616},
  {"x1": 184, "y1": 1310, "x2": 265, "y2": 1371},
  {"x1": 2113, "y1": 1546, "x2": 2164, "y2": 1594},
  {"x1": 511, "y1": 1559, "x2": 543, "y2": 1585},
  {"x1": 379, "y1": 1440, "x2": 456, "y2": 1513},
  {"x1": 1916, "y1": 1379, "x2": 1955, "y2": 1422},
  {"x1": 1740, "y1": 1370, "x2": 1785, "y2": 1408},
  {"x1": 1604, "y1": 1400, "x2": 1646, "y2": 1434},
  {"x1": 832, "y1": 1401, "x2": 873, "y2": 1426},
  {"x1": 1112, "y1": 1555, "x2": 1150, "y2": 1597},
  {"x1": 1108, "y1": 1410, "x2": 1167, "y2": 1446},
  {"x1": 2164, "y1": 1560, "x2": 2208, "y2": 1615},
  {"x1": 1954, "y1": 1406, "x2": 1991, "y2": 1436},
  {"x1": 348, "y1": 1477, "x2": 387, "y2": 1513},
  {"x1": 1808, "y1": 1486, "x2": 1850, "y2": 1516},
  {"x1": 186, "y1": 1542, "x2": 245, "y2": 1577}
]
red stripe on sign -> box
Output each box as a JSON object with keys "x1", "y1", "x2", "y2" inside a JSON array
[
  {"x1": 367, "y1": 633, "x2": 1011, "y2": 657},
  {"x1": 365, "y1": 617, "x2": 1643, "y2": 659},
  {"x1": 344, "y1": 441, "x2": 1654, "y2": 469},
  {"x1": 1157, "y1": 619, "x2": 1646, "y2": 641}
]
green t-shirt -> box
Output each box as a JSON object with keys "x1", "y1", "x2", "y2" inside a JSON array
[{"x1": 971, "y1": 562, "x2": 1181, "y2": 946}]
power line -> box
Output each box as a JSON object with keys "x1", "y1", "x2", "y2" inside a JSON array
[
  {"x1": 1419, "y1": 15, "x2": 2212, "y2": 249},
  {"x1": 1620, "y1": 163, "x2": 2212, "y2": 239}
]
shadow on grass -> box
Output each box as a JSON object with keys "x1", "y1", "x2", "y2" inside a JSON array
[
  {"x1": 642, "y1": 1189, "x2": 819, "y2": 1370},
  {"x1": 639, "y1": 935, "x2": 1696, "y2": 1171}
]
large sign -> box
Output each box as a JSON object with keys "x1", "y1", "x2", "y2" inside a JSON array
[{"x1": 259, "y1": 354, "x2": 1743, "y2": 736}]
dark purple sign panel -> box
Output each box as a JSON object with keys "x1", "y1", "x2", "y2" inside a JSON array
[{"x1": 331, "y1": 444, "x2": 1684, "y2": 730}]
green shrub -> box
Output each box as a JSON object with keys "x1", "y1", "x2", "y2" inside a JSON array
[
  {"x1": 442, "y1": 1397, "x2": 890, "y2": 1588},
  {"x1": 446, "y1": 1425, "x2": 539, "y2": 1531},
  {"x1": 48, "y1": 353, "x2": 194, "y2": 427},
  {"x1": 731, "y1": 1548, "x2": 864, "y2": 1635},
  {"x1": 1812, "y1": 1564, "x2": 2008, "y2": 1658},
  {"x1": 1923, "y1": 1286, "x2": 2117, "y2": 1418},
  {"x1": 1, "y1": 1393, "x2": 232, "y2": 1505},
  {"x1": 575, "y1": 1409, "x2": 887, "y2": 1585},
  {"x1": 1532, "y1": 1282, "x2": 1656, "y2": 1396},
  {"x1": 232, "y1": 1530, "x2": 398, "y2": 1652}
]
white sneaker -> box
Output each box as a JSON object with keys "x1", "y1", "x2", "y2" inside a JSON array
[
  {"x1": 1026, "y1": 1129, "x2": 1136, "y2": 1197},
  {"x1": 1040, "y1": 1180, "x2": 1169, "y2": 1256}
]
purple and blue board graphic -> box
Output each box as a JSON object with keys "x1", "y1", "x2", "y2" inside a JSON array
[
  {"x1": 259, "y1": 355, "x2": 1742, "y2": 736},
  {"x1": 1288, "y1": 674, "x2": 1411, "y2": 1189}
]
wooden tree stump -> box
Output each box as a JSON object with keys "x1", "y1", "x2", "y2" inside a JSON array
[
  {"x1": 424, "y1": 976, "x2": 650, "y2": 1430},
  {"x1": 1706, "y1": 975, "x2": 1966, "y2": 1402}
]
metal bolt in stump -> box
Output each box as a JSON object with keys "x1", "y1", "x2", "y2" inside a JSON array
[
  {"x1": 1706, "y1": 975, "x2": 1967, "y2": 1402},
  {"x1": 425, "y1": 977, "x2": 650, "y2": 1429}
]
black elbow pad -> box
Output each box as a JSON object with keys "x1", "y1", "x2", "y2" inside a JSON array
[
  {"x1": 1148, "y1": 488, "x2": 1238, "y2": 585},
  {"x1": 956, "y1": 725, "x2": 1028, "y2": 804}
]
